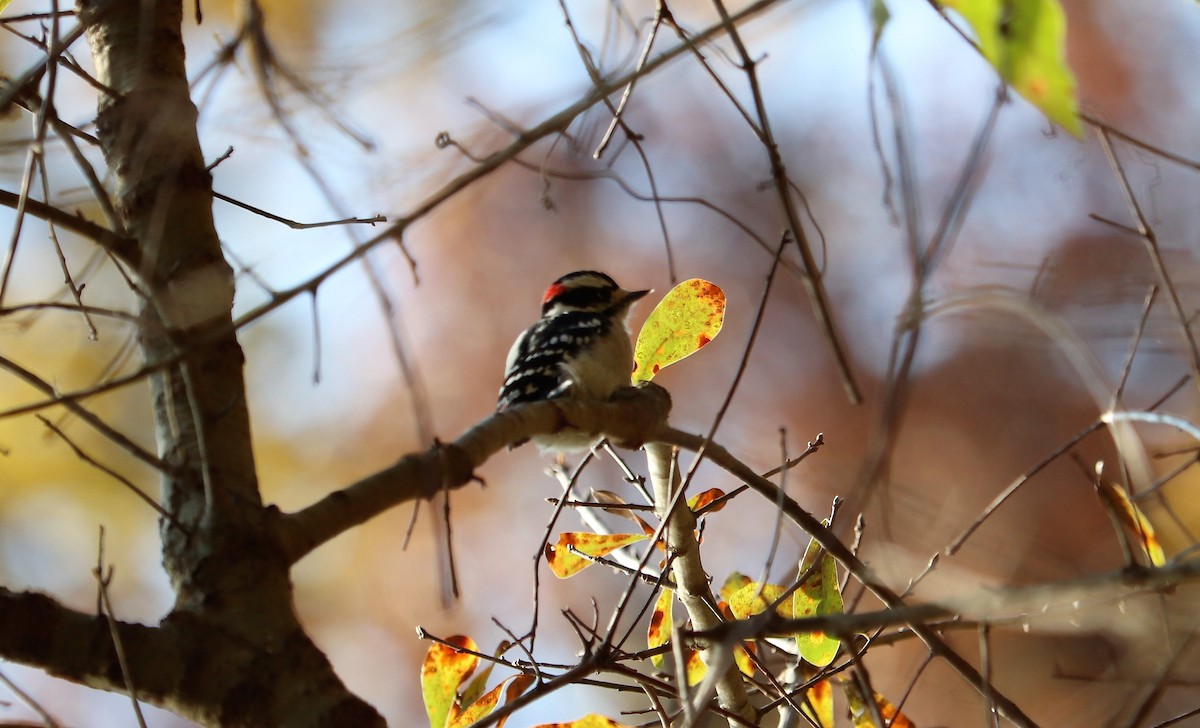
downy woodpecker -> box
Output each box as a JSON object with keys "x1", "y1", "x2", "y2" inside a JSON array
[{"x1": 498, "y1": 270, "x2": 649, "y2": 451}]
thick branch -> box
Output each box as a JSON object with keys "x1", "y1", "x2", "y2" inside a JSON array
[
  {"x1": 0, "y1": 587, "x2": 169, "y2": 699},
  {"x1": 0, "y1": 587, "x2": 382, "y2": 727},
  {"x1": 647, "y1": 442, "x2": 753, "y2": 725},
  {"x1": 276, "y1": 384, "x2": 673, "y2": 563}
]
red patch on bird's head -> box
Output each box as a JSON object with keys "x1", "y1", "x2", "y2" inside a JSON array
[{"x1": 543, "y1": 282, "x2": 567, "y2": 304}]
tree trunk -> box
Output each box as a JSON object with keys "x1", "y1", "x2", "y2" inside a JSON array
[{"x1": 71, "y1": 1, "x2": 385, "y2": 724}]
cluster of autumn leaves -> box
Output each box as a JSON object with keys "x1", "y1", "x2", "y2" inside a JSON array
[{"x1": 421, "y1": 505, "x2": 915, "y2": 728}]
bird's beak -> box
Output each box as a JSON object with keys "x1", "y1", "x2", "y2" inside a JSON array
[{"x1": 621, "y1": 288, "x2": 651, "y2": 305}]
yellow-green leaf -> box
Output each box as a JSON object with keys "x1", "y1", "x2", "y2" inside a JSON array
[
  {"x1": 632, "y1": 279, "x2": 725, "y2": 382},
  {"x1": 648, "y1": 588, "x2": 673, "y2": 668},
  {"x1": 533, "y1": 715, "x2": 636, "y2": 728},
  {"x1": 727, "y1": 582, "x2": 793, "y2": 620},
  {"x1": 937, "y1": 0, "x2": 1081, "y2": 134},
  {"x1": 720, "y1": 572, "x2": 752, "y2": 604},
  {"x1": 871, "y1": 0, "x2": 890, "y2": 44},
  {"x1": 421, "y1": 635, "x2": 478, "y2": 728},
  {"x1": 544, "y1": 532, "x2": 648, "y2": 579},
  {"x1": 793, "y1": 533, "x2": 845, "y2": 667}
]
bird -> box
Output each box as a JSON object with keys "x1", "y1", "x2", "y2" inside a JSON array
[{"x1": 498, "y1": 270, "x2": 649, "y2": 451}]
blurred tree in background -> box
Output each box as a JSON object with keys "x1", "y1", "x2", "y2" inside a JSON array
[{"x1": 1, "y1": 0, "x2": 1199, "y2": 726}]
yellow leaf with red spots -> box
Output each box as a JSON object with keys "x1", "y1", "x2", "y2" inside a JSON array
[
  {"x1": 544, "y1": 532, "x2": 648, "y2": 579},
  {"x1": 648, "y1": 588, "x2": 673, "y2": 668},
  {"x1": 727, "y1": 582, "x2": 793, "y2": 621},
  {"x1": 632, "y1": 279, "x2": 725, "y2": 382},
  {"x1": 421, "y1": 635, "x2": 478, "y2": 728},
  {"x1": 733, "y1": 642, "x2": 755, "y2": 677}
]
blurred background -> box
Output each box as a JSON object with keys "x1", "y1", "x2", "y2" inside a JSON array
[{"x1": 1, "y1": 0, "x2": 1199, "y2": 725}]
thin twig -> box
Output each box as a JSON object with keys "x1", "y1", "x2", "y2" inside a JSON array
[
  {"x1": 93, "y1": 528, "x2": 148, "y2": 728},
  {"x1": 0, "y1": 353, "x2": 168, "y2": 472},
  {"x1": 556, "y1": 0, "x2": 677, "y2": 281},
  {"x1": 532, "y1": 452, "x2": 595, "y2": 652},
  {"x1": 37, "y1": 415, "x2": 184, "y2": 532},
  {"x1": 0, "y1": 669, "x2": 63, "y2": 728},
  {"x1": 710, "y1": 0, "x2": 861, "y2": 404},
  {"x1": 1096, "y1": 129, "x2": 1200, "y2": 395},
  {"x1": 213, "y1": 190, "x2": 385, "y2": 229},
  {"x1": 593, "y1": 1, "x2": 665, "y2": 160},
  {"x1": 947, "y1": 421, "x2": 1102, "y2": 554}
]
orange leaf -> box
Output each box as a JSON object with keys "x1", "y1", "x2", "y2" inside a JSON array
[
  {"x1": 687, "y1": 487, "x2": 728, "y2": 513},
  {"x1": 1096, "y1": 476, "x2": 1166, "y2": 567},
  {"x1": 448, "y1": 673, "x2": 534, "y2": 728},
  {"x1": 685, "y1": 649, "x2": 707, "y2": 686},
  {"x1": 545, "y1": 532, "x2": 648, "y2": 579},
  {"x1": 803, "y1": 679, "x2": 834, "y2": 728},
  {"x1": 532, "y1": 715, "x2": 636, "y2": 728},
  {"x1": 844, "y1": 681, "x2": 916, "y2": 728}
]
